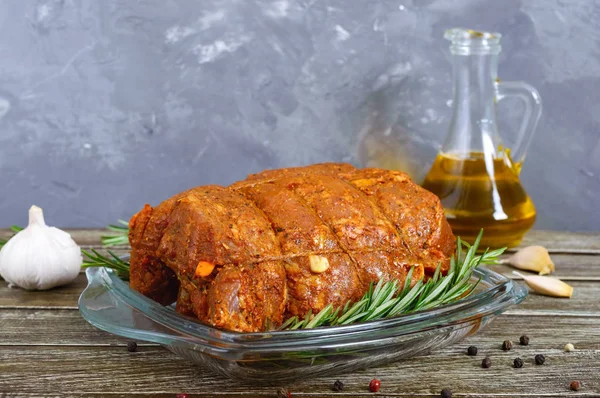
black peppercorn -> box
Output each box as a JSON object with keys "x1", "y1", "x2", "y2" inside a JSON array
[
  {"x1": 440, "y1": 388, "x2": 452, "y2": 398},
  {"x1": 513, "y1": 357, "x2": 524, "y2": 368},
  {"x1": 520, "y1": 335, "x2": 530, "y2": 345},
  {"x1": 502, "y1": 340, "x2": 513, "y2": 351},
  {"x1": 570, "y1": 380, "x2": 582, "y2": 391},
  {"x1": 481, "y1": 357, "x2": 492, "y2": 368},
  {"x1": 332, "y1": 380, "x2": 344, "y2": 392},
  {"x1": 467, "y1": 346, "x2": 478, "y2": 356},
  {"x1": 127, "y1": 341, "x2": 137, "y2": 352},
  {"x1": 535, "y1": 354, "x2": 545, "y2": 365}
]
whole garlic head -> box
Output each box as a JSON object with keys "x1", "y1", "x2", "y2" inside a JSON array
[{"x1": 0, "y1": 205, "x2": 82, "y2": 290}]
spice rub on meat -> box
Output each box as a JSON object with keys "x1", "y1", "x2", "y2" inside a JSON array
[{"x1": 128, "y1": 163, "x2": 455, "y2": 332}]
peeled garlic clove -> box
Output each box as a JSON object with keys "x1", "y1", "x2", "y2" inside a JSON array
[
  {"x1": 309, "y1": 255, "x2": 330, "y2": 274},
  {"x1": 0, "y1": 205, "x2": 82, "y2": 290},
  {"x1": 514, "y1": 271, "x2": 573, "y2": 298},
  {"x1": 502, "y1": 245, "x2": 555, "y2": 275}
]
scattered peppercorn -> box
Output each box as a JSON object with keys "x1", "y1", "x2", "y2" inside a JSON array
[
  {"x1": 513, "y1": 357, "x2": 524, "y2": 368},
  {"x1": 520, "y1": 335, "x2": 530, "y2": 345},
  {"x1": 369, "y1": 379, "x2": 381, "y2": 393},
  {"x1": 440, "y1": 388, "x2": 452, "y2": 398},
  {"x1": 535, "y1": 354, "x2": 545, "y2": 365},
  {"x1": 502, "y1": 340, "x2": 513, "y2": 351},
  {"x1": 570, "y1": 380, "x2": 582, "y2": 391},
  {"x1": 175, "y1": 394, "x2": 188, "y2": 398},
  {"x1": 565, "y1": 343, "x2": 575, "y2": 352},
  {"x1": 127, "y1": 341, "x2": 137, "y2": 352},
  {"x1": 467, "y1": 346, "x2": 478, "y2": 356},
  {"x1": 482, "y1": 357, "x2": 492, "y2": 368},
  {"x1": 332, "y1": 380, "x2": 344, "y2": 392}
]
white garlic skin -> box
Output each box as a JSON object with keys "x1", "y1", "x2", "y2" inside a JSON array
[{"x1": 0, "y1": 206, "x2": 82, "y2": 290}]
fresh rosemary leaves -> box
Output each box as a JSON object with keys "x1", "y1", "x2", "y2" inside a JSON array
[
  {"x1": 100, "y1": 219, "x2": 129, "y2": 247},
  {"x1": 80, "y1": 220, "x2": 131, "y2": 279},
  {"x1": 81, "y1": 249, "x2": 130, "y2": 280}
]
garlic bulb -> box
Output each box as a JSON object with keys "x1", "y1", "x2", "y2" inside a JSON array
[{"x1": 0, "y1": 205, "x2": 82, "y2": 290}]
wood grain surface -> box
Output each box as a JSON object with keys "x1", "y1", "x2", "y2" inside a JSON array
[{"x1": 0, "y1": 229, "x2": 598, "y2": 397}]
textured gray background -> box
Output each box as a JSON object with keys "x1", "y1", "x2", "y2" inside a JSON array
[{"x1": 0, "y1": 0, "x2": 598, "y2": 230}]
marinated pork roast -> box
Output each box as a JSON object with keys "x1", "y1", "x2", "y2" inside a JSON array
[{"x1": 128, "y1": 163, "x2": 455, "y2": 332}]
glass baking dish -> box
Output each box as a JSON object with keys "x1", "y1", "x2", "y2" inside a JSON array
[{"x1": 79, "y1": 264, "x2": 527, "y2": 383}]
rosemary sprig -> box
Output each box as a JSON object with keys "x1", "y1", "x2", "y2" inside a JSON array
[
  {"x1": 80, "y1": 220, "x2": 130, "y2": 277},
  {"x1": 81, "y1": 248, "x2": 130, "y2": 280},
  {"x1": 101, "y1": 219, "x2": 129, "y2": 247},
  {"x1": 282, "y1": 230, "x2": 505, "y2": 330}
]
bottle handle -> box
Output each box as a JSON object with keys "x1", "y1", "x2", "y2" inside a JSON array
[{"x1": 494, "y1": 81, "x2": 542, "y2": 166}]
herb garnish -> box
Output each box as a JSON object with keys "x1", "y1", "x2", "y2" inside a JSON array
[
  {"x1": 81, "y1": 248, "x2": 130, "y2": 280},
  {"x1": 100, "y1": 219, "x2": 129, "y2": 247}
]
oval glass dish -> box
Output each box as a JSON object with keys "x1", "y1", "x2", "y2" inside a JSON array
[{"x1": 79, "y1": 265, "x2": 527, "y2": 383}]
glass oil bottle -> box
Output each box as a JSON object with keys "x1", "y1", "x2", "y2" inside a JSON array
[{"x1": 422, "y1": 29, "x2": 542, "y2": 248}]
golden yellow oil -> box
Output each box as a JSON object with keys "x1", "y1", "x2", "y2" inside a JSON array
[{"x1": 421, "y1": 151, "x2": 536, "y2": 248}]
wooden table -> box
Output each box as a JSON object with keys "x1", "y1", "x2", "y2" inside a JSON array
[{"x1": 1, "y1": 230, "x2": 599, "y2": 397}]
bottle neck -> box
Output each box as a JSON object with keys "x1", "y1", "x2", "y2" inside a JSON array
[{"x1": 443, "y1": 52, "x2": 501, "y2": 158}]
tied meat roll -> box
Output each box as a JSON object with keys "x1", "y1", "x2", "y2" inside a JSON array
[{"x1": 128, "y1": 163, "x2": 455, "y2": 332}]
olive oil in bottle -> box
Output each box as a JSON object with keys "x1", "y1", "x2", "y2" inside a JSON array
[
  {"x1": 424, "y1": 29, "x2": 542, "y2": 248},
  {"x1": 422, "y1": 152, "x2": 536, "y2": 248}
]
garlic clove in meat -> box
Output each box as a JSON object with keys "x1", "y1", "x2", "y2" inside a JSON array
[
  {"x1": 309, "y1": 255, "x2": 330, "y2": 274},
  {"x1": 0, "y1": 205, "x2": 82, "y2": 290}
]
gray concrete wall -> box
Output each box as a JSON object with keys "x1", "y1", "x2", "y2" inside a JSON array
[{"x1": 0, "y1": 0, "x2": 598, "y2": 230}]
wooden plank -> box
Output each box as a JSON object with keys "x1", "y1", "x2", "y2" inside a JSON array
[
  {"x1": 520, "y1": 230, "x2": 600, "y2": 254},
  {"x1": 510, "y1": 281, "x2": 599, "y2": 316},
  {"x1": 0, "y1": 309, "x2": 134, "y2": 346},
  {"x1": 0, "y1": 394, "x2": 274, "y2": 398},
  {"x1": 0, "y1": 274, "x2": 88, "y2": 309},
  {"x1": 0, "y1": 394, "x2": 276, "y2": 398},
  {"x1": 0, "y1": 340, "x2": 597, "y2": 396},
  {"x1": 1, "y1": 309, "x2": 599, "y2": 350}
]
